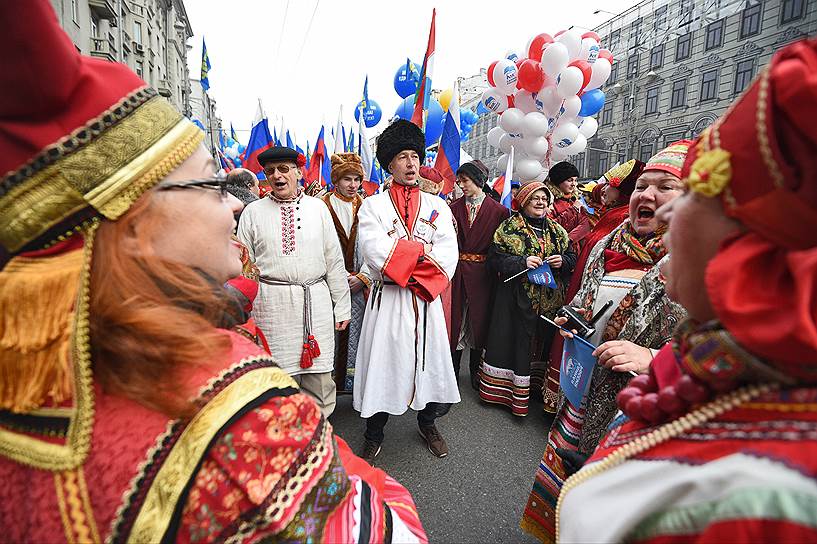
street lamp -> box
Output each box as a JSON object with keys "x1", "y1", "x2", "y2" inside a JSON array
[{"x1": 593, "y1": 9, "x2": 618, "y2": 17}]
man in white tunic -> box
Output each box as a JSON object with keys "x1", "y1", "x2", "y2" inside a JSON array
[
  {"x1": 354, "y1": 120, "x2": 460, "y2": 463},
  {"x1": 321, "y1": 153, "x2": 371, "y2": 393},
  {"x1": 237, "y1": 146, "x2": 350, "y2": 417}
]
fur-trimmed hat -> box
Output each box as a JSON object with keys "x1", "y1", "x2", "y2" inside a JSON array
[
  {"x1": 376, "y1": 119, "x2": 425, "y2": 171},
  {"x1": 548, "y1": 161, "x2": 580, "y2": 185},
  {"x1": 330, "y1": 153, "x2": 365, "y2": 184},
  {"x1": 456, "y1": 160, "x2": 489, "y2": 188}
]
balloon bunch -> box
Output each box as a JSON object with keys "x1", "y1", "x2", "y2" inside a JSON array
[
  {"x1": 481, "y1": 29, "x2": 613, "y2": 180},
  {"x1": 223, "y1": 137, "x2": 247, "y2": 168}
]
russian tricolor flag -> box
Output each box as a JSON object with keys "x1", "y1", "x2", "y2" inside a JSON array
[
  {"x1": 493, "y1": 146, "x2": 514, "y2": 209},
  {"x1": 434, "y1": 81, "x2": 460, "y2": 196},
  {"x1": 411, "y1": 9, "x2": 436, "y2": 129},
  {"x1": 305, "y1": 126, "x2": 332, "y2": 189},
  {"x1": 241, "y1": 101, "x2": 274, "y2": 175}
]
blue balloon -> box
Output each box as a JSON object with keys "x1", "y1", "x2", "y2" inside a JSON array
[
  {"x1": 579, "y1": 89, "x2": 606, "y2": 117},
  {"x1": 393, "y1": 94, "x2": 445, "y2": 146},
  {"x1": 461, "y1": 134, "x2": 469, "y2": 142},
  {"x1": 238, "y1": 144, "x2": 247, "y2": 153},
  {"x1": 476, "y1": 101, "x2": 489, "y2": 115},
  {"x1": 354, "y1": 99, "x2": 383, "y2": 128},
  {"x1": 394, "y1": 60, "x2": 421, "y2": 98}
]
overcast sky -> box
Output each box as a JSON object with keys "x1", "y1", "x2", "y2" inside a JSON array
[{"x1": 184, "y1": 0, "x2": 637, "y2": 146}]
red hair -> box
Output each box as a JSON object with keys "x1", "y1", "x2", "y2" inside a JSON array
[{"x1": 89, "y1": 192, "x2": 232, "y2": 418}]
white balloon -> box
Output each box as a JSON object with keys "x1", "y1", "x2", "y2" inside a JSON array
[
  {"x1": 564, "y1": 134, "x2": 587, "y2": 155},
  {"x1": 504, "y1": 49, "x2": 521, "y2": 63},
  {"x1": 556, "y1": 29, "x2": 583, "y2": 60},
  {"x1": 559, "y1": 95, "x2": 582, "y2": 120},
  {"x1": 499, "y1": 133, "x2": 523, "y2": 154},
  {"x1": 487, "y1": 126, "x2": 505, "y2": 148},
  {"x1": 490, "y1": 59, "x2": 519, "y2": 93},
  {"x1": 521, "y1": 112, "x2": 549, "y2": 138},
  {"x1": 540, "y1": 42, "x2": 569, "y2": 78},
  {"x1": 551, "y1": 147, "x2": 570, "y2": 161},
  {"x1": 516, "y1": 158, "x2": 543, "y2": 180},
  {"x1": 552, "y1": 122, "x2": 579, "y2": 150},
  {"x1": 481, "y1": 88, "x2": 509, "y2": 113},
  {"x1": 534, "y1": 171, "x2": 549, "y2": 182},
  {"x1": 558, "y1": 116, "x2": 580, "y2": 127},
  {"x1": 538, "y1": 85, "x2": 562, "y2": 116},
  {"x1": 578, "y1": 116, "x2": 599, "y2": 138},
  {"x1": 556, "y1": 66, "x2": 584, "y2": 99},
  {"x1": 514, "y1": 90, "x2": 545, "y2": 114},
  {"x1": 497, "y1": 154, "x2": 509, "y2": 172},
  {"x1": 579, "y1": 37, "x2": 600, "y2": 64},
  {"x1": 499, "y1": 107, "x2": 525, "y2": 133},
  {"x1": 587, "y1": 58, "x2": 612, "y2": 91},
  {"x1": 524, "y1": 136, "x2": 549, "y2": 159}
]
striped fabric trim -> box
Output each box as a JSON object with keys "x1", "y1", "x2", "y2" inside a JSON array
[
  {"x1": 630, "y1": 487, "x2": 817, "y2": 541},
  {"x1": 479, "y1": 363, "x2": 531, "y2": 416}
]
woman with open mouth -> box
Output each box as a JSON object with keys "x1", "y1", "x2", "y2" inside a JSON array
[{"x1": 522, "y1": 141, "x2": 692, "y2": 543}]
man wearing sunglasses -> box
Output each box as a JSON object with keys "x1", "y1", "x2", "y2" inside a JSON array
[{"x1": 237, "y1": 146, "x2": 351, "y2": 417}]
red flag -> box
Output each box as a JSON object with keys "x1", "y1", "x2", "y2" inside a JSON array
[{"x1": 411, "y1": 9, "x2": 436, "y2": 129}]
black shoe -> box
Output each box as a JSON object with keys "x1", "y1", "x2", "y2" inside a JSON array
[{"x1": 360, "y1": 438, "x2": 382, "y2": 465}]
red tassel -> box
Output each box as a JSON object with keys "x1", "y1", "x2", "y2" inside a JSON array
[
  {"x1": 307, "y1": 334, "x2": 321, "y2": 358},
  {"x1": 300, "y1": 343, "x2": 313, "y2": 369}
]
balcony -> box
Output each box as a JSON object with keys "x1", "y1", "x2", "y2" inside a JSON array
[
  {"x1": 88, "y1": 0, "x2": 116, "y2": 20},
  {"x1": 90, "y1": 37, "x2": 116, "y2": 62},
  {"x1": 157, "y1": 79, "x2": 172, "y2": 98}
]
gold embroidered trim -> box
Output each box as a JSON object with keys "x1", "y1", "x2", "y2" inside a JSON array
[
  {"x1": 0, "y1": 221, "x2": 98, "y2": 470},
  {"x1": 54, "y1": 468, "x2": 101, "y2": 544},
  {"x1": 0, "y1": 97, "x2": 201, "y2": 252},
  {"x1": 127, "y1": 365, "x2": 298, "y2": 543},
  {"x1": 754, "y1": 67, "x2": 785, "y2": 190}
]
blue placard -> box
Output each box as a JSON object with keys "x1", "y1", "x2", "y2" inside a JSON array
[
  {"x1": 527, "y1": 262, "x2": 558, "y2": 288},
  {"x1": 560, "y1": 335, "x2": 597, "y2": 408}
]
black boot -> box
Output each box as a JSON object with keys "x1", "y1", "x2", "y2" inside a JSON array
[
  {"x1": 452, "y1": 350, "x2": 462, "y2": 385},
  {"x1": 469, "y1": 349, "x2": 481, "y2": 391}
]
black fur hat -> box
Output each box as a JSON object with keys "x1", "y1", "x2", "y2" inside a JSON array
[{"x1": 376, "y1": 119, "x2": 426, "y2": 171}]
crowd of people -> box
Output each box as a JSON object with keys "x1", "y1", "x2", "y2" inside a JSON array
[{"x1": 1, "y1": 2, "x2": 816, "y2": 542}]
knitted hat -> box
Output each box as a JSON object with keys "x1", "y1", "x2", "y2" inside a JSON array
[
  {"x1": 644, "y1": 140, "x2": 693, "y2": 178},
  {"x1": 330, "y1": 153, "x2": 365, "y2": 184},
  {"x1": 548, "y1": 161, "x2": 580, "y2": 185},
  {"x1": 512, "y1": 181, "x2": 552, "y2": 211},
  {"x1": 456, "y1": 160, "x2": 489, "y2": 188},
  {"x1": 604, "y1": 159, "x2": 646, "y2": 197},
  {"x1": 376, "y1": 119, "x2": 426, "y2": 171}
]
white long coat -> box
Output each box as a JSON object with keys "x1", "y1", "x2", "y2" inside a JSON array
[
  {"x1": 353, "y1": 189, "x2": 461, "y2": 418},
  {"x1": 237, "y1": 194, "x2": 351, "y2": 376}
]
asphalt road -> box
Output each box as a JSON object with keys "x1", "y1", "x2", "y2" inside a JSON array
[{"x1": 329, "y1": 363, "x2": 553, "y2": 544}]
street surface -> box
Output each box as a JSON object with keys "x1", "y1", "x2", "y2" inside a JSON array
[{"x1": 330, "y1": 363, "x2": 552, "y2": 543}]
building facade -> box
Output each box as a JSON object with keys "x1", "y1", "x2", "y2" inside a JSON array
[
  {"x1": 587, "y1": 0, "x2": 816, "y2": 177},
  {"x1": 462, "y1": 0, "x2": 815, "y2": 180},
  {"x1": 189, "y1": 78, "x2": 223, "y2": 155},
  {"x1": 50, "y1": 0, "x2": 194, "y2": 116}
]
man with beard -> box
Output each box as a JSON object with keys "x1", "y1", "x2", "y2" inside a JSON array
[
  {"x1": 353, "y1": 120, "x2": 460, "y2": 464},
  {"x1": 322, "y1": 153, "x2": 371, "y2": 393},
  {"x1": 237, "y1": 146, "x2": 351, "y2": 417}
]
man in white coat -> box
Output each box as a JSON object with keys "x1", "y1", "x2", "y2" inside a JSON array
[
  {"x1": 237, "y1": 146, "x2": 350, "y2": 417},
  {"x1": 354, "y1": 120, "x2": 460, "y2": 463}
]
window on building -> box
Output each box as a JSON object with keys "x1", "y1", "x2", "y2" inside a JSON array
[
  {"x1": 671, "y1": 79, "x2": 687, "y2": 108},
  {"x1": 676, "y1": 33, "x2": 692, "y2": 61},
  {"x1": 700, "y1": 70, "x2": 718, "y2": 102},
  {"x1": 640, "y1": 143, "x2": 654, "y2": 163},
  {"x1": 601, "y1": 103, "x2": 614, "y2": 126},
  {"x1": 679, "y1": 0, "x2": 694, "y2": 18},
  {"x1": 734, "y1": 59, "x2": 755, "y2": 94},
  {"x1": 650, "y1": 44, "x2": 665, "y2": 69},
  {"x1": 781, "y1": 0, "x2": 805, "y2": 23},
  {"x1": 664, "y1": 132, "x2": 687, "y2": 147},
  {"x1": 598, "y1": 153, "x2": 609, "y2": 177},
  {"x1": 627, "y1": 54, "x2": 639, "y2": 79},
  {"x1": 71, "y1": 0, "x2": 79, "y2": 22},
  {"x1": 610, "y1": 29, "x2": 621, "y2": 51},
  {"x1": 645, "y1": 87, "x2": 659, "y2": 114},
  {"x1": 740, "y1": 2, "x2": 762, "y2": 38},
  {"x1": 630, "y1": 18, "x2": 643, "y2": 47},
  {"x1": 136, "y1": 60, "x2": 144, "y2": 78},
  {"x1": 133, "y1": 21, "x2": 143, "y2": 45},
  {"x1": 705, "y1": 19, "x2": 724, "y2": 50},
  {"x1": 623, "y1": 96, "x2": 632, "y2": 115},
  {"x1": 654, "y1": 6, "x2": 668, "y2": 32},
  {"x1": 91, "y1": 16, "x2": 99, "y2": 37},
  {"x1": 610, "y1": 61, "x2": 620, "y2": 83},
  {"x1": 574, "y1": 153, "x2": 586, "y2": 176}
]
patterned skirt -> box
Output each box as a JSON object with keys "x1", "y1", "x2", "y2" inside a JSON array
[{"x1": 520, "y1": 401, "x2": 586, "y2": 543}]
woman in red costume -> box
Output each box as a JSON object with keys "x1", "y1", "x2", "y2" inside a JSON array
[
  {"x1": 558, "y1": 38, "x2": 817, "y2": 543},
  {"x1": 0, "y1": 3, "x2": 426, "y2": 542}
]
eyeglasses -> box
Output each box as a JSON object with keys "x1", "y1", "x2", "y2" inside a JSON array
[
  {"x1": 527, "y1": 197, "x2": 550, "y2": 204},
  {"x1": 263, "y1": 163, "x2": 295, "y2": 175},
  {"x1": 159, "y1": 175, "x2": 229, "y2": 200}
]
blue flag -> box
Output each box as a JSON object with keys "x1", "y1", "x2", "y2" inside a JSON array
[
  {"x1": 230, "y1": 123, "x2": 240, "y2": 144},
  {"x1": 527, "y1": 262, "x2": 558, "y2": 288},
  {"x1": 200, "y1": 38, "x2": 211, "y2": 91},
  {"x1": 560, "y1": 336, "x2": 597, "y2": 408}
]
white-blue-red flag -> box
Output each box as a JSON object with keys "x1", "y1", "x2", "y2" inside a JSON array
[
  {"x1": 434, "y1": 81, "x2": 460, "y2": 195},
  {"x1": 241, "y1": 100, "x2": 274, "y2": 175},
  {"x1": 493, "y1": 146, "x2": 514, "y2": 209},
  {"x1": 411, "y1": 9, "x2": 436, "y2": 129},
  {"x1": 305, "y1": 126, "x2": 332, "y2": 189}
]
